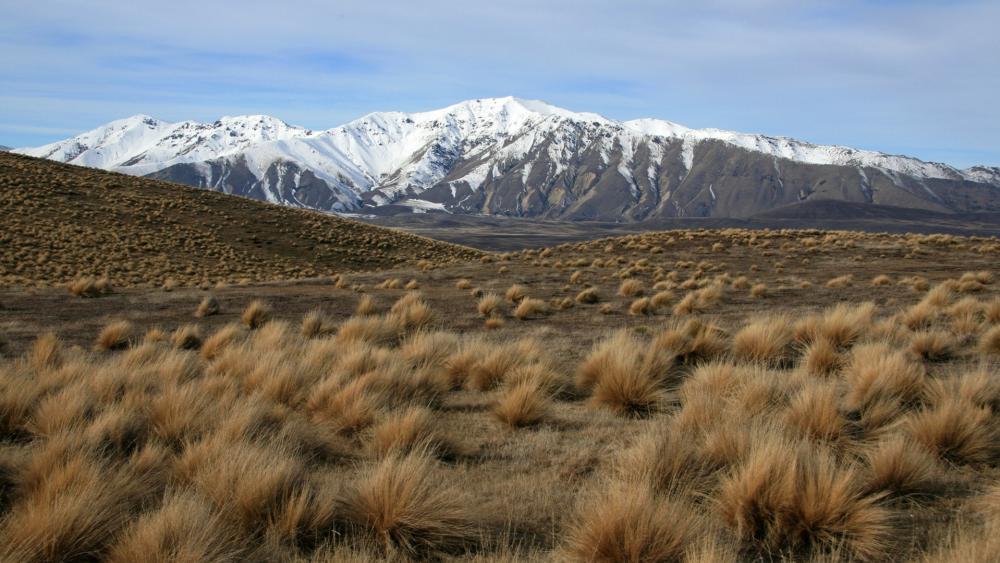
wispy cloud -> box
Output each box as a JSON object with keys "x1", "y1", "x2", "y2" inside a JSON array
[{"x1": 1, "y1": 0, "x2": 997, "y2": 167}]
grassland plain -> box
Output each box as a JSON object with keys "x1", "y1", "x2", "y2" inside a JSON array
[{"x1": 3, "y1": 156, "x2": 1000, "y2": 561}]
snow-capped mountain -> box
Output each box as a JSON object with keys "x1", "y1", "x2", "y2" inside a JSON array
[{"x1": 16, "y1": 97, "x2": 1000, "y2": 220}]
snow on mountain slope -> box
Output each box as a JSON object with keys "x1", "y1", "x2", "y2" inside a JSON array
[{"x1": 15, "y1": 97, "x2": 1000, "y2": 220}]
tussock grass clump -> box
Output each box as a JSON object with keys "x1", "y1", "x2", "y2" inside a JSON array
[
  {"x1": 731, "y1": 315, "x2": 795, "y2": 367},
  {"x1": 505, "y1": 284, "x2": 527, "y2": 303},
  {"x1": 493, "y1": 380, "x2": 549, "y2": 428},
  {"x1": 871, "y1": 274, "x2": 892, "y2": 286},
  {"x1": 906, "y1": 397, "x2": 999, "y2": 465},
  {"x1": 355, "y1": 294, "x2": 378, "y2": 317},
  {"x1": 826, "y1": 274, "x2": 854, "y2": 288},
  {"x1": 563, "y1": 482, "x2": 699, "y2": 562},
  {"x1": 514, "y1": 298, "x2": 548, "y2": 320},
  {"x1": 578, "y1": 331, "x2": 667, "y2": 416},
  {"x1": 909, "y1": 330, "x2": 956, "y2": 362},
  {"x1": 301, "y1": 309, "x2": 332, "y2": 338},
  {"x1": 618, "y1": 279, "x2": 644, "y2": 297},
  {"x1": 241, "y1": 299, "x2": 272, "y2": 330},
  {"x1": 201, "y1": 323, "x2": 244, "y2": 360},
  {"x1": 575, "y1": 287, "x2": 600, "y2": 304},
  {"x1": 784, "y1": 381, "x2": 846, "y2": 443},
  {"x1": 170, "y1": 324, "x2": 202, "y2": 350},
  {"x1": 649, "y1": 290, "x2": 674, "y2": 309},
  {"x1": 800, "y1": 338, "x2": 842, "y2": 377},
  {"x1": 863, "y1": 436, "x2": 943, "y2": 498},
  {"x1": 68, "y1": 276, "x2": 112, "y2": 297},
  {"x1": 717, "y1": 438, "x2": 891, "y2": 560},
  {"x1": 979, "y1": 325, "x2": 1000, "y2": 356},
  {"x1": 749, "y1": 283, "x2": 767, "y2": 298},
  {"x1": 477, "y1": 293, "x2": 505, "y2": 318},
  {"x1": 95, "y1": 320, "x2": 134, "y2": 352},
  {"x1": 371, "y1": 407, "x2": 455, "y2": 458},
  {"x1": 843, "y1": 342, "x2": 926, "y2": 414},
  {"x1": 673, "y1": 283, "x2": 724, "y2": 315},
  {"x1": 194, "y1": 294, "x2": 220, "y2": 317},
  {"x1": 29, "y1": 332, "x2": 63, "y2": 372},
  {"x1": 628, "y1": 297, "x2": 652, "y2": 316},
  {"x1": 107, "y1": 491, "x2": 249, "y2": 562},
  {"x1": 340, "y1": 451, "x2": 476, "y2": 557}
]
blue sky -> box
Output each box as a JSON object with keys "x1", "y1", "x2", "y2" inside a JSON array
[{"x1": 1, "y1": 0, "x2": 997, "y2": 168}]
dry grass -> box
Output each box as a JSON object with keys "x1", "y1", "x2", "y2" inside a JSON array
[
  {"x1": 241, "y1": 299, "x2": 272, "y2": 329},
  {"x1": 2, "y1": 222, "x2": 1000, "y2": 561},
  {"x1": 618, "y1": 279, "x2": 644, "y2": 297},
  {"x1": 477, "y1": 293, "x2": 505, "y2": 317},
  {"x1": 194, "y1": 294, "x2": 220, "y2": 317},
  {"x1": 340, "y1": 451, "x2": 477, "y2": 557},
  {"x1": 493, "y1": 380, "x2": 549, "y2": 428},
  {"x1": 513, "y1": 298, "x2": 548, "y2": 320},
  {"x1": 94, "y1": 320, "x2": 134, "y2": 351},
  {"x1": 0, "y1": 152, "x2": 482, "y2": 288},
  {"x1": 717, "y1": 438, "x2": 891, "y2": 560}
]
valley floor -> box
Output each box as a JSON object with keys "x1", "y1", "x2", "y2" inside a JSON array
[{"x1": 2, "y1": 228, "x2": 1000, "y2": 561}]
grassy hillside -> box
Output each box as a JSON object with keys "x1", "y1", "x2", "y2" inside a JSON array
[{"x1": 0, "y1": 152, "x2": 481, "y2": 288}]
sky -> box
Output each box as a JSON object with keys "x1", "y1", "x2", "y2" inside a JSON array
[{"x1": 1, "y1": 0, "x2": 997, "y2": 168}]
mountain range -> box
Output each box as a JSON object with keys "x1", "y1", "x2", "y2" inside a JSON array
[{"x1": 15, "y1": 97, "x2": 1000, "y2": 221}]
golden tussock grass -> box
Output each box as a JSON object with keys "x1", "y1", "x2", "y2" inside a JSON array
[
  {"x1": 563, "y1": 482, "x2": 700, "y2": 562},
  {"x1": 505, "y1": 284, "x2": 527, "y2": 303},
  {"x1": 618, "y1": 279, "x2": 644, "y2": 297},
  {"x1": 477, "y1": 293, "x2": 505, "y2": 317},
  {"x1": 493, "y1": 380, "x2": 550, "y2": 428},
  {"x1": 731, "y1": 315, "x2": 794, "y2": 367},
  {"x1": 194, "y1": 294, "x2": 220, "y2": 317},
  {"x1": 717, "y1": 438, "x2": 891, "y2": 560},
  {"x1": 370, "y1": 406, "x2": 456, "y2": 458},
  {"x1": 513, "y1": 297, "x2": 548, "y2": 320},
  {"x1": 905, "y1": 397, "x2": 999, "y2": 465},
  {"x1": 871, "y1": 274, "x2": 892, "y2": 286},
  {"x1": 170, "y1": 324, "x2": 202, "y2": 350},
  {"x1": 339, "y1": 451, "x2": 477, "y2": 557},
  {"x1": 862, "y1": 435, "x2": 943, "y2": 498},
  {"x1": 749, "y1": 283, "x2": 767, "y2": 298},
  {"x1": 575, "y1": 286, "x2": 600, "y2": 304},
  {"x1": 579, "y1": 331, "x2": 667, "y2": 416},
  {"x1": 241, "y1": 299, "x2": 272, "y2": 330},
  {"x1": 826, "y1": 274, "x2": 854, "y2": 288},
  {"x1": 94, "y1": 320, "x2": 134, "y2": 352}
]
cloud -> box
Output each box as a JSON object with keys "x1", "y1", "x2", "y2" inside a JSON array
[{"x1": 0, "y1": 0, "x2": 997, "y2": 167}]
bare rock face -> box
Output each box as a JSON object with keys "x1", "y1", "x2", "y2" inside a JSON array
[{"x1": 16, "y1": 98, "x2": 1000, "y2": 221}]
